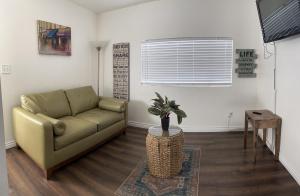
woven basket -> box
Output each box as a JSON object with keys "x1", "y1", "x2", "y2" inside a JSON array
[{"x1": 146, "y1": 130, "x2": 184, "y2": 178}]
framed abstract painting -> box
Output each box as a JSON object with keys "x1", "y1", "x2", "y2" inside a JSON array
[{"x1": 37, "y1": 20, "x2": 71, "y2": 56}]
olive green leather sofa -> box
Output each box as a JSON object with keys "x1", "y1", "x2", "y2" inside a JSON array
[{"x1": 13, "y1": 86, "x2": 128, "y2": 178}]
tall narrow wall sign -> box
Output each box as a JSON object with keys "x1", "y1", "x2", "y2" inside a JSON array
[
  {"x1": 113, "y1": 43, "x2": 130, "y2": 100},
  {"x1": 235, "y1": 49, "x2": 257, "y2": 78}
]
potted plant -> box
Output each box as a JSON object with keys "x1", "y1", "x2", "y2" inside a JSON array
[{"x1": 148, "y1": 92, "x2": 187, "y2": 131}]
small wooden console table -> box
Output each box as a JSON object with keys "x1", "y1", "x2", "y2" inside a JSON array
[{"x1": 244, "y1": 110, "x2": 282, "y2": 162}]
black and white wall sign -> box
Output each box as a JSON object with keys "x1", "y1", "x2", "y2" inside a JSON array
[
  {"x1": 235, "y1": 49, "x2": 257, "y2": 78},
  {"x1": 113, "y1": 43, "x2": 130, "y2": 100}
]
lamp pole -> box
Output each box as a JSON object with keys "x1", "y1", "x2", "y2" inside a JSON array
[
  {"x1": 96, "y1": 46, "x2": 101, "y2": 96},
  {"x1": 91, "y1": 41, "x2": 107, "y2": 96}
]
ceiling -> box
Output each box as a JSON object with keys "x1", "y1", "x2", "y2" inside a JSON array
[{"x1": 70, "y1": 0, "x2": 156, "y2": 14}]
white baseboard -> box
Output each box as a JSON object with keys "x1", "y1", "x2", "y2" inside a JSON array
[
  {"x1": 4, "y1": 123, "x2": 242, "y2": 150},
  {"x1": 128, "y1": 121, "x2": 243, "y2": 132},
  {"x1": 128, "y1": 121, "x2": 156, "y2": 129},
  {"x1": 5, "y1": 124, "x2": 299, "y2": 186},
  {"x1": 260, "y1": 135, "x2": 300, "y2": 186},
  {"x1": 266, "y1": 139, "x2": 275, "y2": 154},
  {"x1": 5, "y1": 140, "x2": 16, "y2": 149},
  {"x1": 280, "y1": 155, "x2": 300, "y2": 186}
]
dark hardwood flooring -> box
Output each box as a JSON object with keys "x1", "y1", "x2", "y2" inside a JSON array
[{"x1": 6, "y1": 127, "x2": 300, "y2": 196}]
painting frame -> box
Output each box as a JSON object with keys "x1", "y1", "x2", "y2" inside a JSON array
[{"x1": 37, "y1": 20, "x2": 72, "y2": 56}]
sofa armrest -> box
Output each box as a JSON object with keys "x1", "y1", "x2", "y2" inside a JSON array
[
  {"x1": 99, "y1": 97, "x2": 127, "y2": 112},
  {"x1": 99, "y1": 97, "x2": 128, "y2": 127},
  {"x1": 36, "y1": 113, "x2": 66, "y2": 136},
  {"x1": 13, "y1": 107, "x2": 54, "y2": 169}
]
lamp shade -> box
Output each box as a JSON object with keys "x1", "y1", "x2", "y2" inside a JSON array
[{"x1": 90, "y1": 41, "x2": 108, "y2": 48}]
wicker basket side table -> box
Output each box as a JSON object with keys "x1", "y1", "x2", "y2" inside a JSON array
[{"x1": 146, "y1": 126, "x2": 184, "y2": 178}]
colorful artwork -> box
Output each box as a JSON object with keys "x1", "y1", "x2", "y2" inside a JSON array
[
  {"x1": 37, "y1": 20, "x2": 71, "y2": 56},
  {"x1": 113, "y1": 43, "x2": 130, "y2": 100}
]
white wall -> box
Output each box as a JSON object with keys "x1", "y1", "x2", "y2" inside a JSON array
[
  {"x1": 97, "y1": 0, "x2": 263, "y2": 131},
  {"x1": 257, "y1": 36, "x2": 300, "y2": 185},
  {"x1": 0, "y1": 0, "x2": 97, "y2": 145}
]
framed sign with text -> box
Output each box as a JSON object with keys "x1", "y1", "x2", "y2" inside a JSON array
[
  {"x1": 235, "y1": 49, "x2": 257, "y2": 78},
  {"x1": 113, "y1": 43, "x2": 130, "y2": 100}
]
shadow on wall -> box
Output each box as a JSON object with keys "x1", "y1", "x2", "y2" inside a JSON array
[{"x1": 128, "y1": 99, "x2": 155, "y2": 124}]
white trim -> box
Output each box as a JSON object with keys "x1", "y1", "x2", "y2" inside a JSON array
[
  {"x1": 143, "y1": 37, "x2": 234, "y2": 43},
  {"x1": 128, "y1": 121, "x2": 156, "y2": 129},
  {"x1": 280, "y1": 155, "x2": 300, "y2": 186},
  {"x1": 258, "y1": 134, "x2": 300, "y2": 186},
  {"x1": 266, "y1": 139, "x2": 274, "y2": 153},
  {"x1": 141, "y1": 82, "x2": 232, "y2": 88},
  {"x1": 141, "y1": 38, "x2": 233, "y2": 86},
  {"x1": 258, "y1": 132, "x2": 275, "y2": 153},
  {"x1": 128, "y1": 121, "x2": 243, "y2": 132},
  {"x1": 5, "y1": 125, "x2": 299, "y2": 186},
  {"x1": 5, "y1": 140, "x2": 16, "y2": 149}
]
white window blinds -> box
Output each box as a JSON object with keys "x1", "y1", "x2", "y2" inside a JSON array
[{"x1": 141, "y1": 38, "x2": 233, "y2": 86}]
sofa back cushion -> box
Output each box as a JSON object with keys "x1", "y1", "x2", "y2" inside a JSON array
[
  {"x1": 21, "y1": 90, "x2": 72, "y2": 118},
  {"x1": 65, "y1": 86, "x2": 99, "y2": 116}
]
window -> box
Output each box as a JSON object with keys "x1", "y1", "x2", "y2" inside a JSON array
[{"x1": 141, "y1": 38, "x2": 233, "y2": 86}]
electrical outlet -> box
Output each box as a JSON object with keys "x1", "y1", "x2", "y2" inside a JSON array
[
  {"x1": 1, "y1": 65, "x2": 11, "y2": 74},
  {"x1": 227, "y1": 112, "x2": 233, "y2": 128}
]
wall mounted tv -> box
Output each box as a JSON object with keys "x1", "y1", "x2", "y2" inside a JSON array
[{"x1": 257, "y1": 0, "x2": 300, "y2": 43}]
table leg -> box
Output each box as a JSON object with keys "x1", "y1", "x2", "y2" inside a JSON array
[
  {"x1": 263, "y1": 128, "x2": 267, "y2": 147},
  {"x1": 275, "y1": 119, "x2": 282, "y2": 161},
  {"x1": 253, "y1": 123, "x2": 257, "y2": 163},
  {"x1": 244, "y1": 113, "x2": 248, "y2": 149}
]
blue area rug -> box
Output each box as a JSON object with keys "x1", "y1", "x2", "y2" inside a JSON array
[{"x1": 115, "y1": 146, "x2": 201, "y2": 196}]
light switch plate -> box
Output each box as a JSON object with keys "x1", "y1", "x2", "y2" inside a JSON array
[{"x1": 1, "y1": 65, "x2": 11, "y2": 74}]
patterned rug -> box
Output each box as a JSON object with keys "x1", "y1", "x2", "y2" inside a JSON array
[{"x1": 115, "y1": 146, "x2": 201, "y2": 196}]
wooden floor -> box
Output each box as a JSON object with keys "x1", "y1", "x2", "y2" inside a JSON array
[{"x1": 6, "y1": 127, "x2": 300, "y2": 196}]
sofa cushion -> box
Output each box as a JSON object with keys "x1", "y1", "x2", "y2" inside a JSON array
[
  {"x1": 21, "y1": 90, "x2": 71, "y2": 118},
  {"x1": 65, "y1": 86, "x2": 99, "y2": 116},
  {"x1": 36, "y1": 113, "x2": 66, "y2": 136},
  {"x1": 54, "y1": 116, "x2": 97, "y2": 150},
  {"x1": 99, "y1": 98, "x2": 126, "y2": 113},
  {"x1": 76, "y1": 108, "x2": 124, "y2": 131}
]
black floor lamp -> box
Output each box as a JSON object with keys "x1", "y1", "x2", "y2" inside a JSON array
[{"x1": 91, "y1": 41, "x2": 108, "y2": 96}]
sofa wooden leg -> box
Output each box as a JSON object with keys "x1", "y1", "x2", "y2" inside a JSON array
[
  {"x1": 15, "y1": 143, "x2": 21, "y2": 149},
  {"x1": 44, "y1": 168, "x2": 54, "y2": 180},
  {"x1": 122, "y1": 128, "x2": 127, "y2": 135}
]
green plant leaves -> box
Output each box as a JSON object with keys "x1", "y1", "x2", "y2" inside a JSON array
[
  {"x1": 155, "y1": 92, "x2": 164, "y2": 103},
  {"x1": 177, "y1": 115, "x2": 182, "y2": 124},
  {"x1": 153, "y1": 101, "x2": 162, "y2": 109},
  {"x1": 148, "y1": 92, "x2": 187, "y2": 124},
  {"x1": 148, "y1": 107, "x2": 161, "y2": 116},
  {"x1": 175, "y1": 109, "x2": 187, "y2": 118}
]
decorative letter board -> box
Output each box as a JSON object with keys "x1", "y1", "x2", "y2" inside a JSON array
[
  {"x1": 235, "y1": 49, "x2": 257, "y2": 78},
  {"x1": 113, "y1": 43, "x2": 130, "y2": 100}
]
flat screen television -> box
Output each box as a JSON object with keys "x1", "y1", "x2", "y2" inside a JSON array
[{"x1": 257, "y1": 0, "x2": 300, "y2": 43}]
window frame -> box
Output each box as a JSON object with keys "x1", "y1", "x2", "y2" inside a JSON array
[{"x1": 141, "y1": 37, "x2": 234, "y2": 87}]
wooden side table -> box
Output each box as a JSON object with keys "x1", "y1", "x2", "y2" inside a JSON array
[{"x1": 244, "y1": 110, "x2": 282, "y2": 162}]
